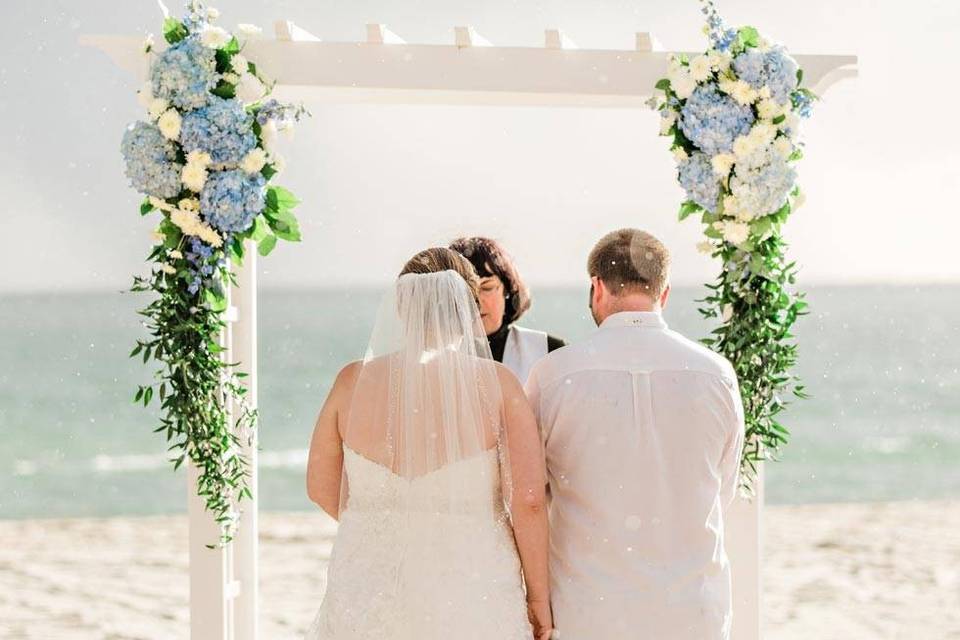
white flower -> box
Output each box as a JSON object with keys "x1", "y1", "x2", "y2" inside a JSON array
[
  {"x1": 230, "y1": 54, "x2": 248, "y2": 74},
  {"x1": 757, "y1": 99, "x2": 785, "y2": 121},
  {"x1": 186, "y1": 150, "x2": 212, "y2": 167},
  {"x1": 711, "y1": 153, "x2": 736, "y2": 177},
  {"x1": 143, "y1": 33, "x2": 155, "y2": 54},
  {"x1": 659, "y1": 111, "x2": 677, "y2": 135},
  {"x1": 206, "y1": 7, "x2": 220, "y2": 20},
  {"x1": 758, "y1": 86, "x2": 772, "y2": 100},
  {"x1": 721, "y1": 304, "x2": 734, "y2": 322},
  {"x1": 171, "y1": 209, "x2": 201, "y2": 235},
  {"x1": 241, "y1": 148, "x2": 268, "y2": 174},
  {"x1": 260, "y1": 119, "x2": 278, "y2": 152},
  {"x1": 151, "y1": 227, "x2": 165, "y2": 242},
  {"x1": 168, "y1": 249, "x2": 183, "y2": 259},
  {"x1": 137, "y1": 82, "x2": 154, "y2": 109},
  {"x1": 160, "y1": 263, "x2": 177, "y2": 275},
  {"x1": 730, "y1": 81, "x2": 758, "y2": 106},
  {"x1": 749, "y1": 122, "x2": 777, "y2": 147},
  {"x1": 200, "y1": 25, "x2": 231, "y2": 49},
  {"x1": 197, "y1": 224, "x2": 223, "y2": 247},
  {"x1": 222, "y1": 72, "x2": 240, "y2": 84},
  {"x1": 707, "y1": 50, "x2": 732, "y2": 73},
  {"x1": 672, "y1": 147, "x2": 689, "y2": 163},
  {"x1": 732, "y1": 134, "x2": 758, "y2": 160},
  {"x1": 157, "y1": 108, "x2": 182, "y2": 140},
  {"x1": 696, "y1": 240, "x2": 715, "y2": 256},
  {"x1": 774, "y1": 136, "x2": 794, "y2": 159},
  {"x1": 182, "y1": 163, "x2": 208, "y2": 192},
  {"x1": 148, "y1": 97, "x2": 169, "y2": 120},
  {"x1": 237, "y1": 23, "x2": 263, "y2": 37},
  {"x1": 149, "y1": 196, "x2": 175, "y2": 211},
  {"x1": 725, "y1": 192, "x2": 757, "y2": 222},
  {"x1": 721, "y1": 221, "x2": 750, "y2": 245},
  {"x1": 688, "y1": 55, "x2": 713, "y2": 82},
  {"x1": 178, "y1": 197, "x2": 200, "y2": 212},
  {"x1": 671, "y1": 71, "x2": 697, "y2": 100},
  {"x1": 236, "y1": 73, "x2": 264, "y2": 104}
]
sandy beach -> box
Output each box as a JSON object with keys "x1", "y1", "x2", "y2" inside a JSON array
[{"x1": 1, "y1": 500, "x2": 958, "y2": 639}]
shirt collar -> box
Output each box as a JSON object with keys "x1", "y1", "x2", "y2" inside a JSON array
[{"x1": 599, "y1": 310, "x2": 668, "y2": 331}]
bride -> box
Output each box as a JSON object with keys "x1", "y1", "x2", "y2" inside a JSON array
[{"x1": 304, "y1": 247, "x2": 553, "y2": 640}]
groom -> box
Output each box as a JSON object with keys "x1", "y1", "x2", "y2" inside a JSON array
[{"x1": 524, "y1": 228, "x2": 745, "y2": 640}]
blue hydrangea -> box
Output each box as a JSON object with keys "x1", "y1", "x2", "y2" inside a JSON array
[
  {"x1": 182, "y1": 0, "x2": 210, "y2": 34},
  {"x1": 678, "y1": 152, "x2": 721, "y2": 213},
  {"x1": 679, "y1": 83, "x2": 755, "y2": 156},
  {"x1": 793, "y1": 90, "x2": 814, "y2": 118},
  {"x1": 200, "y1": 170, "x2": 265, "y2": 233},
  {"x1": 180, "y1": 97, "x2": 257, "y2": 165},
  {"x1": 120, "y1": 121, "x2": 183, "y2": 198},
  {"x1": 255, "y1": 99, "x2": 307, "y2": 126},
  {"x1": 732, "y1": 46, "x2": 799, "y2": 104},
  {"x1": 714, "y1": 28, "x2": 738, "y2": 52},
  {"x1": 150, "y1": 36, "x2": 217, "y2": 111},
  {"x1": 730, "y1": 145, "x2": 797, "y2": 217}
]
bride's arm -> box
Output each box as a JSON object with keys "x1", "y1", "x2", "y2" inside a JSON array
[
  {"x1": 497, "y1": 365, "x2": 551, "y2": 629},
  {"x1": 306, "y1": 362, "x2": 359, "y2": 520}
]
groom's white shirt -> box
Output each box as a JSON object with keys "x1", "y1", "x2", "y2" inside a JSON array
[{"x1": 524, "y1": 310, "x2": 745, "y2": 640}]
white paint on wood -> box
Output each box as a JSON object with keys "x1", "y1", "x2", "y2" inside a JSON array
[
  {"x1": 366, "y1": 23, "x2": 405, "y2": 44},
  {"x1": 635, "y1": 32, "x2": 663, "y2": 52},
  {"x1": 544, "y1": 29, "x2": 577, "y2": 50},
  {"x1": 274, "y1": 20, "x2": 321, "y2": 42},
  {"x1": 454, "y1": 25, "x2": 492, "y2": 48}
]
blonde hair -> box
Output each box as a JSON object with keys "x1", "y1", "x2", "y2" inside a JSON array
[
  {"x1": 399, "y1": 247, "x2": 482, "y2": 305},
  {"x1": 587, "y1": 228, "x2": 671, "y2": 298}
]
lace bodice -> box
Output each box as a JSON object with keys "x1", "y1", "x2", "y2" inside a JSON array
[{"x1": 305, "y1": 445, "x2": 533, "y2": 640}]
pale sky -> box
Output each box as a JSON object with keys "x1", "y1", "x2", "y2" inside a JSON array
[{"x1": 1, "y1": 0, "x2": 958, "y2": 292}]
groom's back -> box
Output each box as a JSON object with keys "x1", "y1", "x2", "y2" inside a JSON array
[{"x1": 525, "y1": 311, "x2": 744, "y2": 640}]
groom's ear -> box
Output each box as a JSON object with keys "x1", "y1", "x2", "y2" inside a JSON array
[{"x1": 659, "y1": 284, "x2": 671, "y2": 309}]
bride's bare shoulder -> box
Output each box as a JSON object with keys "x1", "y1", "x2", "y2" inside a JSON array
[{"x1": 492, "y1": 361, "x2": 524, "y2": 394}]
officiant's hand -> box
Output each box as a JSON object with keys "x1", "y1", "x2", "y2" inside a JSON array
[{"x1": 526, "y1": 597, "x2": 553, "y2": 640}]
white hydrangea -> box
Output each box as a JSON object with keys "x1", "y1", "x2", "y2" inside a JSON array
[
  {"x1": 236, "y1": 73, "x2": 265, "y2": 104},
  {"x1": 241, "y1": 148, "x2": 268, "y2": 174},
  {"x1": 774, "y1": 136, "x2": 794, "y2": 159},
  {"x1": 671, "y1": 71, "x2": 697, "y2": 100},
  {"x1": 711, "y1": 153, "x2": 736, "y2": 177},
  {"x1": 200, "y1": 25, "x2": 231, "y2": 49},
  {"x1": 157, "y1": 108, "x2": 182, "y2": 140}
]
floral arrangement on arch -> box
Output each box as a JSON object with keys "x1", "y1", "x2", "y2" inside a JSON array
[
  {"x1": 121, "y1": 0, "x2": 307, "y2": 545},
  {"x1": 651, "y1": 1, "x2": 815, "y2": 491}
]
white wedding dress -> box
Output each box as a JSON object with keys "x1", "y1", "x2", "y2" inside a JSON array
[{"x1": 305, "y1": 270, "x2": 534, "y2": 640}]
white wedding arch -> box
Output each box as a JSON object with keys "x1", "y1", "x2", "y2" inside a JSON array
[{"x1": 84, "y1": 20, "x2": 856, "y2": 640}]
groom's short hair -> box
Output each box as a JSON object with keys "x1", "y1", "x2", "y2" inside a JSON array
[{"x1": 587, "y1": 229, "x2": 671, "y2": 298}]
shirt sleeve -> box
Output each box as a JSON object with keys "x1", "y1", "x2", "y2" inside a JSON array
[{"x1": 719, "y1": 372, "x2": 746, "y2": 507}]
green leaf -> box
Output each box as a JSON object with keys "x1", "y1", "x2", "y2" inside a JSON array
[
  {"x1": 772, "y1": 114, "x2": 786, "y2": 125},
  {"x1": 265, "y1": 186, "x2": 301, "y2": 212},
  {"x1": 163, "y1": 17, "x2": 188, "y2": 44},
  {"x1": 655, "y1": 78, "x2": 671, "y2": 91},
  {"x1": 678, "y1": 201, "x2": 702, "y2": 221},
  {"x1": 738, "y1": 26, "x2": 760, "y2": 48},
  {"x1": 204, "y1": 288, "x2": 228, "y2": 313},
  {"x1": 257, "y1": 233, "x2": 277, "y2": 256},
  {"x1": 211, "y1": 81, "x2": 237, "y2": 99},
  {"x1": 796, "y1": 68, "x2": 804, "y2": 86},
  {"x1": 222, "y1": 37, "x2": 240, "y2": 56},
  {"x1": 140, "y1": 199, "x2": 155, "y2": 216},
  {"x1": 260, "y1": 164, "x2": 277, "y2": 180},
  {"x1": 250, "y1": 215, "x2": 270, "y2": 242}
]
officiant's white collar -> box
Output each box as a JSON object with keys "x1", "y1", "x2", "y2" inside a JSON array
[{"x1": 599, "y1": 310, "x2": 668, "y2": 330}]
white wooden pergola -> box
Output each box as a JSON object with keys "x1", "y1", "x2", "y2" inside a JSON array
[{"x1": 84, "y1": 21, "x2": 856, "y2": 640}]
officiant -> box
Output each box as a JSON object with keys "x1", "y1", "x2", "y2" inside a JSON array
[{"x1": 449, "y1": 237, "x2": 565, "y2": 384}]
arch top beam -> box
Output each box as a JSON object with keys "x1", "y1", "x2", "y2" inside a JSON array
[{"x1": 80, "y1": 27, "x2": 856, "y2": 106}]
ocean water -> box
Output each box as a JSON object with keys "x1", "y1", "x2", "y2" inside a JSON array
[{"x1": 1, "y1": 285, "x2": 958, "y2": 519}]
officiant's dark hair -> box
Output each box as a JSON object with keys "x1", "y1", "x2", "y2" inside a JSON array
[
  {"x1": 587, "y1": 229, "x2": 671, "y2": 298},
  {"x1": 448, "y1": 237, "x2": 531, "y2": 325}
]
